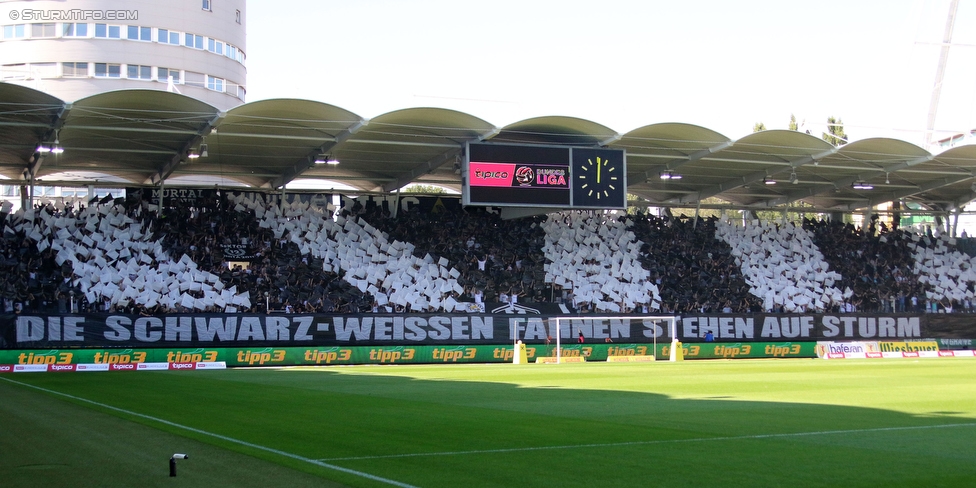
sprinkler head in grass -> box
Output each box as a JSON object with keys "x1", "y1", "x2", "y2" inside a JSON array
[{"x1": 170, "y1": 453, "x2": 188, "y2": 477}]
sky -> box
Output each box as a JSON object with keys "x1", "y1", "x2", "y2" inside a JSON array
[{"x1": 244, "y1": 0, "x2": 976, "y2": 146}]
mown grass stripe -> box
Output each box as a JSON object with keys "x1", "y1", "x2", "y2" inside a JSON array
[
  {"x1": 0, "y1": 376, "x2": 417, "y2": 488},
  {"x1": 319, "y1": 422, "x2": 976, "y2": 461}
]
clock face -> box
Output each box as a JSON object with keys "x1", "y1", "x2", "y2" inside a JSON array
[
  {"x1": 572, "y1": 148, "x2": 626, "y2": 208},
  {"x1": 577, "y1": 156, "x2": 619, "y2": 200}
]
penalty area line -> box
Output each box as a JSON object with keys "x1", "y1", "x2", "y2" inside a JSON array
[
  {"x1": 320, "y1": 422, "x2": 976, "y2": 461},
  {"x1": 0, "y1": 376, "x2": 417, "y2": 488}
]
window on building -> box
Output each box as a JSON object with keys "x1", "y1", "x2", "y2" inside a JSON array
[
  {"x1": 184, "y1": 71, "x2": 205, "y2": 87},
  {"x1": 3, "y1": 24, "x2": 26, "y2": 39},
  {"x1": 62, "y1": 23, "x2": 89, "y2": 37},
  {"x1": 126, "y1": 65, "x2": 152, "y2": 80},
  {"x1": 62, "y1": 62, "x2": 88, "y2": 77},
  {"x1": 61, "y1": 188, "x2": 88, "y2": 199},
  {"x1": 206, "y1": 75, "x2": 224, "y2": 92},
  {"x1": 95, "y1": 24, "x2": 121, "y2": 39},
  {"x1": 30, "y1": 63, "x2": 57, "y2": 78},
  {"x1": 157, "y1": 29, "x2": 180, "y2": 45},
  {"x1": 94, "y1": 63, "x2": 121, "y2": 78},
  {"x1": 31, "y1": 23, "x2": 57, "y2": 38},
  {"x1": 184, "y1": 33, "x2": 204, "y2": 49},
  {"x1": 206, "y1": 39, "x2": 224, "y2": 55},
  {"x1": 203, "y1": 0, "x2": 212, "y2": 11},
  {"x1": 1, "y1": 64, "x2": 27, "y2": 79},
  {"x1": 157, "y1": 67, "x2": 181, "y2": 83},
  {"x1": 1, "y1": 185, "x2": 20, "y2": 197},
  {"x1": 229, "y1": 83, "x2": 246, "y2": 101},
  {"x1": 95, "y1": 188, "x2": 125, "y2": 200},
  {"x1": 236, "y1": 9, "x2": 241, "y2": 24},
  {"x1": 126, "y1": 25, "x2": 151, "y2": 41}
]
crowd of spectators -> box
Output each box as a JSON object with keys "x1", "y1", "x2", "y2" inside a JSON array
[
  {"x1": 628, "y1": 213, "x2": 762, "y2": 314},
  {"x1": 151, "y1": 195, "x2": 372, "y2": 314},
  {"x1": 356, "y1": 201, "x2": 552, "y2": 306},
  {"x1": 541, "y1": 211, "x2": 659, "y2": 313},
  {"x1": 803, "y1": 217, "x2": 924, "y2": 313},
  {"x1": 0, "y1": 203, "x2": 77, "y2": 314},
  {"x1": 3, "y1": 193, "x2": 976, "y2": 316},
  {"x1": 718, "y1": 218, "x2": 846, "y2": 313},
  {"x1": 0, "y1": 197, "x2": 372, "y2": 315}
]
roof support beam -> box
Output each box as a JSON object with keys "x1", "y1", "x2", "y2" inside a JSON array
[
  {"x1": 0, "y1": 121, "x2": 55, "y2": 129},
  {"x1": 478, "y1": 128, "x2": 501, "y2": 142},
  {"x1": 28, "y1": 102, "x2": 71, "y2": 179},
  {"x1": 344, "y1": 139, "x2": 459, "y2": 149},
  {"x1": 844, "y1": 173, "x2": 975, "y2": 211},
  {"x1": 293, "y1": 175, "x2": 396, "y2": 183},
  {"x1": 210, "y1": 132, "x2": 337, "y2": 142},
  {"x1": 377, "y1": 128, "x2": 499, "y2": 192},
  {"x1": 57, "y1": 125, "x2": 199, "y2": 136},
  {"x1": 179, "y1": 170, "x2": 282, "y2": 178},
  {"x1": 952, "y1": 190, "x2": 976, "y2": 211},
  {"x1": 670, "y1": 147, "x2": 838, "y2": 204},
  {"x1": 599, "y1": 134, "x2": 622, "y2": 147},
  {"x1": 270, "y1": 119, "x2": 368, "y2": 189},
  {"x1": 761, "y1": 154, "x2": 934, "y2": 207},
  {"x1": 147, "y1": 112, "x2": 224, "y2": 186},
  {"x1": 379, "y1": 147, "x2": 461, "y2": 193},
  {"x1": 672, "y1": 167, "x2": 786, "y2": 205},
  {"x1": 642, "y1": 140, "x2": 734, "y2": 182},
  {"x1": 52, "y1": 147, "x2": 177, "y2": 155}
]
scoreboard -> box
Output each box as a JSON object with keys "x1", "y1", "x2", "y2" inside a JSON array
[{"x1": 463, "y1": 142, "x2": 626, "y2": 209}]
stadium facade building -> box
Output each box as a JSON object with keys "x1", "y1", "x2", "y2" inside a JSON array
[{"x1": 0, "y1": 0, "x2": 246, "y2": 111}]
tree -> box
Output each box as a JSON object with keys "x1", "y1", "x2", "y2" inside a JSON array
[
  {"x1": 753, "y1": 122, "x2": 766, "y2": 132},
  {"x1": 401, "y1": 184, "x2": 446, "y2": 194},
  {"x1": 754, "y1": 201, "x2": 822, "y2": 225},
  {"x1": 822, "y1": 116, "x2": 848, "y2": 146},
  {"x1": 670, "y1": 197, "x2": 743, "y2": 221},
  {"x1": 789, "y1": 114, "x2": 798, "y2": 131}
]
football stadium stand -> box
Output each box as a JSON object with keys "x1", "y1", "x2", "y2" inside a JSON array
[{"x1": 2, "y1": 194, "x2": 975, "y2": 316}]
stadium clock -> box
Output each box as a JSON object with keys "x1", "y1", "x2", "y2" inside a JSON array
[
  {"x1": 463, "y1": 143, "x2": 625, "y2": 209},
  {"x1": 571, "y1": 148, "x2": 626, "y2": 209}
]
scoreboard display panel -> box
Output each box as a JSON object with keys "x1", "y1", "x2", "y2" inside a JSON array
[
  {"x1": 465, "y1": 143, "x2": 571, "y2": 207},
  {"x1": 463, "y1": 142, "x2": 626, "y2": 209}
]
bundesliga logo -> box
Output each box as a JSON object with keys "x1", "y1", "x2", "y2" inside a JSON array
[{"x1": 515, "y1": 166, "x2": 534, "y2": 185}]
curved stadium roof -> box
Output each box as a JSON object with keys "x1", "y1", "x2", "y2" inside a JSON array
[{"x1": 2, "y1": 83, "x2": 976, "y2": 213}]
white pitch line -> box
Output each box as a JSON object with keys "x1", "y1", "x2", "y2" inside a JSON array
[
  {"x1": 320, "y1": 422, "x2": 976, "y2": 462},
  {"x1": 0, "y1": 376, "x2": 417, "y2": 488}
]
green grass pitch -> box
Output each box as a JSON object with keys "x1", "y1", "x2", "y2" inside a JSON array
[{"x1": 2, "y1": 358, "x2": 975, "y2": 487}]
